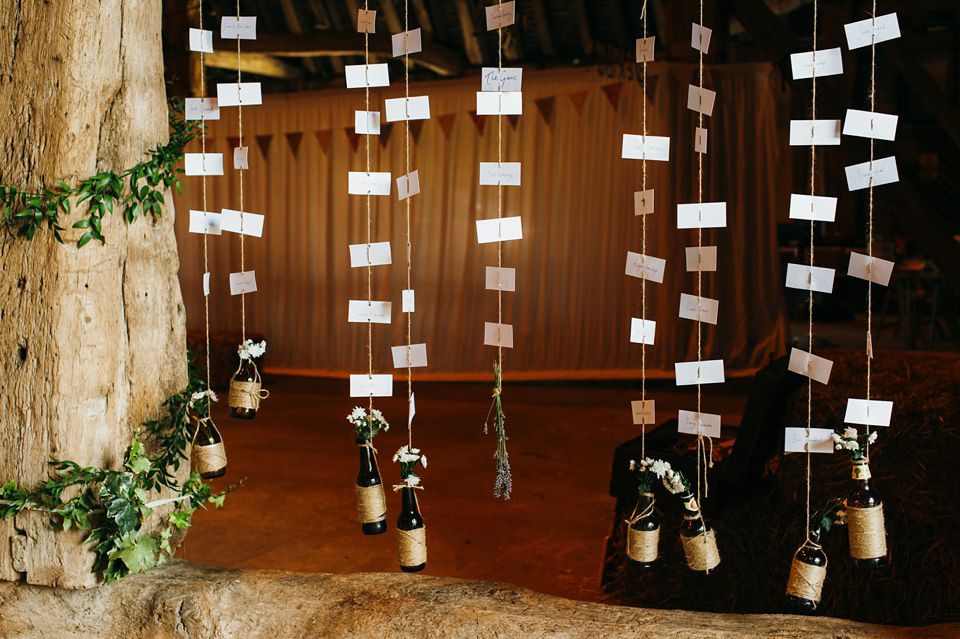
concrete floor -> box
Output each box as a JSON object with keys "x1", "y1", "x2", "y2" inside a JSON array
[{"x1": 187, "y1": 376, "x2": 748, "y2": 602}]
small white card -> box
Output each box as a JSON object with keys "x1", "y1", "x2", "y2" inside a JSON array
[
  {"x1": 686, "y1": 86, "x2": 717, "y2": 116},
  {"x1": 385, "y1": 96, "x2": 431, "y2": 122},
  {"x1": 203, "y1": 272, "x2": 211, "y2": 296},
  {"x1": 848, "y1": 252, "x2": 894, "y2": 286},
  {"x1": 845, "y1": 156, "x2": 899, "y2": 191},
  {"x1": 184, "y1": 153, "x2": 223, "y2": 176},
  {"x1": 785, "y1": 263, "x2": 835, "y2": 293},
  {"x1": 233, "y1": 147, "x2": 249, "y2": 170},
  {"x1": 189, "y1": 210, "x2": 222, "y2": 235},
  {"x1": 844, "y1": 399, "x2": 893, "y2": 427},
  {"x1": 348, "y1": 300, "x2": 392, "y2": 324},
  {"x1": 678, "y1": 410, "x2": 721, "y2": 438},
  {"x1": 397, "y1": 171, "x2": 420, "y2": 200},
  {"x1": 349, "y1": 242, "x2": 392, "y2": 268},
  {"x1": 355, "y1": 110, "x2": 381, "y2": 135},
  {"x1": 476, "y1": 91, "x2": 522, "y2": 115},
  {"x1": 692, "y1": 23, "x2": 712, "y2": 53},
  {"x1": 481, "y1": 67, "x2": 523, "y2": 92},
  {"x1": 677, "y1": 202, "x2": 726, "y2": 229},
  {"x1": 484, "y1": 322, "x2": 514, "y2": 348},
  {"x1": 348, "y1": 171, "x2": 392, "y2": 196},
  {"x1": 675, "y1": 360, "x2": 725, "y2": 386},
  {"x1": 229, "y1": 270, "x2": 257, "y2": 295},
  {"x1": 625, "y1": 252, "x2": 666, "y2": 284},
  {"x1": 845, "y1": 13, "x2": 900, "y2": 50},
  {"x1": 784, "y1": 427, "x2": 835, "y2": 454},
  {"x1": 636, "y1": 36, "x2": 655, "y2": 63},
  {"x1": 189, "y1": 28, "x2": 214, "y2": 53},
  {"x1": 479, "y1": 162, "x2": 521, "y2": 186},
  {"x1": 678, "y1": 293, "x2": 719, "y2": 325},
  {"x1": 357, "y1": 9, "x2": 376, "y2": 33},
  {"x1": 485, "y1": 266, "x2": 516, "y2": 292},
  {"x1": 843, "y1": 109, "x2": 898, "y2": 141},
  {"x1": 685, "y1": 246, "x2": 717, "y2": 272},
  {"x1": 485, "y1": 1, "x2": 516, "y2": 30},
  {"x1": 184, "y1": 97, "x2": 220, "y2": 121},
  {"x1": 220, "y1": 209, "x2": 264, "y2": 238},
  {"x1": 409, "y1": 392, "x2": 416, "y2": 427},
  {"x1": 631, "y1": 400, "x2": 656, "y2": 426},
  {"x1": 392, "y1": 28, "x2": 422, "y2": 56},
  {"x1": 391, "y1": 343, "x2": 428, "y2": 368},
  {"x1": 476, "y1": 217, "x2": 523, "y2": 243},
  {"x1": 217, "y1": 82, "x2": 262, "y2": 107},
  {"x1": 221, "y1": 16, "x2": 257, "y2": 40},
  {"x1": 788, "y1": 348, "x2": 833, "y2": 385},
  {"x1": 789, "y1": 194, "x2": 837, "y2": 222},
  {"x1": 790, "y1": 119, "x2": 842, "y2": 146},
  {"x1": 402, "y1": 289, "x2": 415, "y2": 312},
  {"x1": 345, "y1": 64, "x2": 390, "y2": 88},
  {"x1": 629, "y1": 318, "x2": 657, "y2": 345},
  {"x1": 790, "y1": 47, "x2": 844, "y2": 80},
  {"x1": 634, "y1": 189, "x2": 654, "y2": 215},
  {"x1": 621, "y1": 134, "x2": 670, "y2": 162},
  {"x1": 695, "y1": 127, "x2": 708, "y2": 154},
  {"x1": 349, "y1": 374, "x2": 393, "y2": 397}
]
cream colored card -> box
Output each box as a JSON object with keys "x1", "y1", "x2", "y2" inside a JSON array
[
  {"x1": 845, "y1": 12, "x2": 900, "y2": 50},
  {"x1": 392, "y1": 28, "x2": 422, "y2": 56},
  {"x1": 402, "y1": 289, "x2": 415, "y2": 312},
  {"x1": 397, "y1": 171, "x2": 420, "y2": 200},
  {"x1": 785, "y1": 263, "x2": 835, "y2": 293},
  {"x1": 629, "y1": 318, "x2": 657, "y2": 345},
  {"x1": 636, "y1": 36, "x2": 655, "y2": 63},
  {"x1": 484, "y1": 322, "x2": 514, "y2": 348},
  {"x1": 189, "y1": 28, "x2": 214, "y2": 53},
  {"x1": 233, "y1": 147, "x2": 249, "y2": 170},
  {"x1": 790, "y1": 47, "x2": 843, "y2": 79},
  {"x1": 185, "y1": 97, "x2": 219, "y2": 121},
  {"x1": 685, "y1": 246, "x2": 717, "y2": 272},
  {"x1": 221, "y1": 16, "x2": 256, "y2": 40},
  {"x1": 203, "y1": 272, "x2": 210, "y2": 296},
  {"x1": 348, "y1": 300, "x2": 392, "y2": 324},
  {"x1": 634, "y1": 189, "x2": 654, "y2": 215},
  {"x1": 479, "y1": 162, "x2": 521, "y2": 186},
  {"x1": 476, "y1": 91, "x2": 522, "y2": 115},
  {"x1": 631, "y1": 400, "x2": 655, "y2": 426},
  {"x1": 844, "y1": 399, "x2": 893, "y2": 427},
  {"x1": 485, "y1": 1, "x2": 516, "y2": 30},
  {"x1": 481, "y1": 67, "x2": 523, "y2": 92},
  {"x1": 216, "y1": 82, "x2": 262, "y2": 107},
  {"x1": 349, "y1": 242, "x2": 392, "y2": 268},
  {"x1": 189, "y1": 210, "x2": 222, "y2": 235},
  {"x1": 625, "y1": 252, "x2": 666, "y2": 284},
  {"x1": 843, "y1": 109, "x2": 898, "y2": 141},
  {"x1": 678, "y1": 410, "x2": 721, "y2": 438},
  {"x1": 408, "y1": 392, "x2": 416, "y2": 426},
  {"x1": 788, "y1": 348, "x2": 833, "y2": 385},
  {"x1": 691, "y1": 24, "x2": 712, "y2": 53},
  {"x1": 228, "y1": 270, "x2": 257, "y2": 295},
  {"x1": 677, "y1": 202, "x2": 726, "y2": 229},
  {"x1": 476, "y1": 217, "x2": 523, "y2": 243},
  {"x1": 675, "y1": 359, "x2": 725, "y2": 386},
  {"x1": 357, "y1": 9, "x2": 376, "y2": 33},
  {"x1": 784, "y1": 427, "x2": 835, "y2": 453},
  {"x1": 848, "y1": 252, "x2": 894, "y2": 286},
  {"x1": 845, "y1": 156, "x2": 898, "y2": 191},
  {"x1": 391, "y1": 343, "x2": 428, "y2": 368},
  {"x1": 485, "y1": 266, "x2": 516, "y2": 292},
  {"x1": 621, "y1": 134, "x2": 670, "y2": 161},
  {"x1": 345, "y1": 64, "x2": 390, "y2": 88},
  {"x1": 678, "y1": 293, "x2": 719, "y2": 325},
  {"x1": 220, "y1": 209, "x2": 264, "y2": 238},
  {"x1": 348, "y1": 171, "x2": 392, "y2": 196},
  {"x1": 355, "y1": 110, "x2": 381, "y2": 135},
  {"x1": 385, "y1": 96, "x2": 431, "y2": 122},
  {"x1": 686, "y1": 86, "x2": 717, "y2": 116},
  {"x1": 789, "y1": 119, "x2": 842, "y2": 146},
  {"x1": 184, "y1": 153, "x2": 223, "y2": 176},
  {"x1": 695, "y1": 127, "x2": 708, "y2": 154},
  {"x1": 349, "y1": 374, "x2": 393, "y2": 397},
  {"x1": 789, "y1": 194, "x2": 837, "y2": 222}
]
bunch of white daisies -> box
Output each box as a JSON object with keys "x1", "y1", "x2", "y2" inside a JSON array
[
  {"x1": 238, "y1": 339, "x2": 267, "y2": 360},
  {"x1": 393, "y1": 445, "x2": 427, "y2": 487},
  {"x1": 832, "y1": 427, "x2": 878, "y2": 453}
]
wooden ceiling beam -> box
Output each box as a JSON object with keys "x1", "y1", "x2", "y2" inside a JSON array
[
  {"x1": 204, "y1": 51, "x2": 305, "y2": 80},
  {"x1": 411, "y1": 0, "x2": 434, "y2": 38},
  {"x1": 377, "y1": 0, "x2": 404, "y2": 34},
  {"x1": 528, "y1": 0, "x2": 555, "y2": 57},
  {"x1": 454, "y1": 0, "x2": 486, "y2": 66},
  {"x1": 570, "y1": 0, "x2": 593, "y2": 55},
  {"x1": 278, "y1": 0, "x2": 319, "y2": 75}
]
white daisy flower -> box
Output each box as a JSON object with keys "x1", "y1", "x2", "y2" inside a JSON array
[
  {"x1": 843, "y1": 427, "x2": 858, "y2": 440},
  {"x1": 629, "y1": 460, "x2": 637, "y2": 471},
  {"x1": 420, "y1": 455, "x2": 427, "y2": 468},
  {"x1": 404, "y1": 474, "x2": 421, "y2": 487},
  {"x1": 867, "y1": 432, "x2": 878, "y2": 444},
  {"x1": 650, "y1": 460, "x2": 671, "y2": 478}
]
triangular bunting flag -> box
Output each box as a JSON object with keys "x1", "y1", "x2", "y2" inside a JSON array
[
  {"x1": 410, "y1": 119, "x2": 425, "y2": 143},
  {"x1": 468, "y1": 110, "x2": 487, "y2": 136},
  {"x1": 506, "y1": 114, "x2": 520, "y2": 129},
  {"x1": 345, "y1": 130, "x2": 361, "y2": 152},
  {"x1": 437, "y1": 114, "x2": 456, "y2": 140},
  {"x1": 315, "y1": 130, "x2": 332, "y2": 154},
  {"x1": 285, "y1": 132, "x2": 303, "y2": 158},
  {"x1": 569, "y1": 90, "x2": 589, "y2": 114},
  {"x1": 534, "y1": 96, "x2": 555, "y2": 125},
  {"x1": 602, "y1": 83, "x2": 624, "y2": 111},
  {"x1": 255, "y1": 134, "x2": 272, "y2": 159}
]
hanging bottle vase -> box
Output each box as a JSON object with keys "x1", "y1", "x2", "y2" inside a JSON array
[
  {"x1": 845, "y1": 459, "x2": 887, "y2": 569},
  {"x1": 191, "y1": 416, "x2": 227, "y2": 479},
  {"x1": 397, "y1": 486, "x2": 426, "y2": 572},
  {"x1": 678, "y1": 491, "x2": 721, "y2": 573},
  {"x1": 229, "y1": 357, "x2": 268, "y2": 420},
  {"x1": 626, "y1": 492, "x2": 660, "y2": 568},
  {"x1": 356, "y1": 441, "x2": 387, "y2": 535},
  {"x1": 785, "y1": 527, "x2": 828, "y2": 612}
]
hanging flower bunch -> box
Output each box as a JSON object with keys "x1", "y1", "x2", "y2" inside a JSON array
[
  {"x1": 832, "y1": 427, "x2": 877, "y2": 459},
  {"x1": 393, "y1": 445, "x2": 427, "y2": 488},
  {"x1": 629, "y1": 457, "x2": 673, "y2": 493},
  {"x1": 661, "y1": 465, "x2": 692, "y2": 495},
  {"x1": 347, "y1": 406, "x2": 389, "y2": 442},
  {"x1": 238, "y1": 339, "x2": 267, "y2": 360},
  {"x1": 189, "y1": 389, "x2": 218, "y2": 408}
]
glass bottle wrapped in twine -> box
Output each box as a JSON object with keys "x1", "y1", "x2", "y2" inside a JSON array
[
  {"x1": 786, "y1": 528, "x2": 828, "y2": 611},
  {"x1": 846, "y1": 459, "x2": 887, "y2": 568},
  {"x1": 626, "y1": 492, "x2": 660, "y2": 567},
  {"x1": 356, "y1": 441, "x2": 387, "y2": 535},
  {"x1": 679, "y1": 491, "x2": 720, "y2": 573},
  {"x1": 229, "y1": 356, "x2": 269, "y2": 419},
  {"x1": 191, "y1": 416, "x2": 227, "y2": 479}
]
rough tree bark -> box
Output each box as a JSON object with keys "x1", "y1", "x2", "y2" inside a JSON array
[{"x1": 0, "y1": 0, "x2": 186, "y2": 587}]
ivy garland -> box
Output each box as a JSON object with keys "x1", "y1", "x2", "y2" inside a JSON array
[
  {"x1": 0, "y1": 95, "x2": 200, "y2": 247},
  {"x1": 0, "y1": 358, "x2": 238, "y2": 583}
]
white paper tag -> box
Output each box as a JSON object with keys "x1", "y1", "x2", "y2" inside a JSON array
[
  {"x1": 629, "y1": 318, "x2": 657, "y2": 345},
  {"x1": 221, "y1": 16, "x2": 257, "y2": 40},
  {"x1": 631, "y1": 400, "x2": 656, "y2": 426},
  {"x1": 625, "y1": 252, "x2": 666, "y2": 284},
  {"x1": 678, "y1": 293, "x2": 719, "y2": 325},
  {"x1": 189, "y1": 28, "x2": 214, "y2": 53},
  {"x1": 189, "y1": 210, "x2": 222, "y2": 235},
  {"x1": 349, "y1": 242, "x2": 392, "y2": 268},
  {"x1": 845, "y1": 156, "x2": 899, "y2": 191},
  {"x1": 355, "y1": 110, "x2": 381, "y2": 135},
  {"x1": 481, "y1": 67, "x2": 523, "y2": 92},
  {"x1": 348, "y1": 300, "x2": 392, "y2": 324},
  {"x1": 484, "y1": 322, "x2": 514, "y2": 348},
  {"x1": 408, "y1": 392, "x2": 416, "y2": 427},
  {"x1": 184, "y1": 153, "x2": 223, "y2": 176},
  {"x1": 357, "y1": 9, "x2": 376, "y2": 33},
  {"x1": 385, "y1": 96, "x2": 431, "y2": 122},
  {"x1": 216, "y1": 82, "x2": 262, "y2": 107},
  {"x1": 397, "y1": 171, "x2": 420, "y2": 200},
  {"x1": 686, "y1": 86, "x2": 717, "y2": 116},
  {"x1": 677, "y1": 202, "x2": 726, "y2": 229},
  {"x1": 485, "y1": 1, "x2": 516, "y2": 30},
  {"x1": 233, "y1": 147, "x2": 249, "y2": 170},
  {"x1": 345, "y1": 64, "x2": 390, "y2": 88},
  {"x1": 621, "y1": 134, "x2": 670, "y2": 162},
  {"x1": 479, "y1": 162, "x2": 521, "y2": 186},
  {"x1": 348, "y1": 171, "x2": 392, "y2": 196},
  {"x1": 220, "y1": 209, "x2": 264, "y2": 238},
  {"x1": 789, "y1": 119, "x2": 842, "y2": 146},
  {"x1": 695, "y1": 127, "x2": 708, "y2": 154},
  {"x1": 843, "y1": 109, "x2": 898, "y2": 141},
  {"x1": 790, "y1": 47, "x2": 844, "y2": 80},
  {"x1": 685, "y1": 246, "x2": 717, "y2": 272},
  {"x1": 392, "y1": 28, "x2": 422, "y2": 56},
  {"x1": 788, "y1": 348, "x2": 833, "y2": 385},
  {"x1": 675, "y1": 360, "x2": 725, "y2": 386},
  {"x1": 634, "y1": 189, "x2": 654, "y2": 216},
  {"x1": 845, "y1": 12, "x2": 900, "y2": 50},
  {"x1": 485, "y1": 266, "x2": 516, "y2": 292},
  {"x1": 476, "y1": 217, "x2": 523, "y2": 244},
  {"x1": 692, "y1": 23, "x2": 712, "y2": 53},
  {"x1": 636, "y1": 36, "x2": 655, "y2": 63},
  {"x1": 391, "y1": 343, "x2": 428, "y2": 368},
  {"x1": 349, "y1": 374, "x2": 393, "y2": 397},
  {"x1": 476, "y1": 91, "x2": 522, "y2": 115},
  {"x1": 184, "y1": 97, "x2": 220, "y2": 121},
  {"x1": 784, "y1": 427, "x2": 835, "y2": 453},
  {"x1": 785, "y1": 263, "x2": 835, "y2": 293},
  {"x1": 229, "y1": 270, "x2": 257, "y2": 295},
  {"x1": 678, "y1": 410, "x2": 721, "y2": 438},
  {"x1": 789, "y1": 194, "x2": 838, "y2": 222},
  {"x1": 844, "y1": 398, "x2": 893, "y2": 427},
  {"x1": 203, "y1": 272, "x2": 210, "y2": 296},
  {"x1": 402, "y1": 289, "x2": 415, "y2": 312},
  {"x1": 847, "y1": 252, "x2": 894, "y2": 286}
]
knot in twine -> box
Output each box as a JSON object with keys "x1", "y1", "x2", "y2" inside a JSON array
[
  {"x1": 625, "y1": 493, "x2": 656, "y2": 525},
  {"x1": 359, "y1": 441, "x2": 379, "y2": 455},
  {"x1": 392, "y1": 483, "x2": 425, "y2": 492}
]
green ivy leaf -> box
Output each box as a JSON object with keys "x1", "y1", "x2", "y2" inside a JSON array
[{"x1": 108, "y1": 532, "x2": 158, "y2": 575}]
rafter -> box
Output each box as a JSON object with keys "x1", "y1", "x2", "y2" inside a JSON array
[
  {"x1": 454, "y1": 0, "x2": 485, "y2": 66},
  {"x1": 278, "y1": 0, "x2": 319, "y2": 75},
  {"x1": 570, "y1": 0, "x2": 593, "y2": 55},
  {"x1": 204, "y1": 51, "x2": 304, "y2": 80},
  {"x1": 411, "y1": 0, "x2": 434, "y2": 39},
  {"x1": 377, "y1": 0, "x2": 403, "y2": 34},
  {"x1": 528, "y1": 0, "x2": 555, "y2": 58}
]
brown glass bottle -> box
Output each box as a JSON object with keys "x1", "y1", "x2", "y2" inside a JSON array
[
  {"x1": 846, "y1": 460, "x2": 887, "y2": 570},
  {"x1": 626, "y1": 492, "x2": 660, "y2": 569},
  {"x1": 357, "y1": 442, "x2": 387, "y2": 535},
  {"x1": 397, "y1": 486, "x2": 426, "y2": 572},
  {"x1": 229, "y1": 357, "x2": 259, "y2": 420},
  {"x1": 785, "y1": 527, "x2": 827, "y2": 612},
  {"x1": 193, "y1": 419, "x2": 226, "y2": 479}
]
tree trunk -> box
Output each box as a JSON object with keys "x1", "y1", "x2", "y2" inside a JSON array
[{"x1": 0, "y1": 0, "x2": 186, "y2": 588}]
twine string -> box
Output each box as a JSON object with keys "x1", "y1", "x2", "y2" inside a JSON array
[
  {"x1": 199, "y1": 0, "x2": 212, "y2": 411},
  {"x1": 363, "y1": 0, "x2": 375, "y2": 424},
  {"x1": 640, "y1": 0, "x2": 648, "y2": 459},
  {"x1": 235, "y1": 0, "x2": 246, "y2": 343},
  {"x1": 404, "y1": 0, "x2": 413, "y2": 451},
  {"x1": 865, "y1": 0, "x2": 876, "y2": 458},
  {"x1": 496, "y1": 0, "x2": 504, "y2": 396},
  {"x1": 804, "y1": 0, "x2": 819, "y2": 547},
  {"x1": 695, "y1": 0, "x2": 707, "y2": 517}
]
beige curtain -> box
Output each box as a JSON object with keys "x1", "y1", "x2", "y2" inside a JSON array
[{"x1": 173, "y1": 63, "x2": 790, "y2": 380}]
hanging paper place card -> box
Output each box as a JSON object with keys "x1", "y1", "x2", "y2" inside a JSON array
[
  {"x1": 848, "y1": 252, "x2": 894, "y2": 286},
  {"x1": 476, "y1": 217, "x2": 523, "y2": 244},
  {"x1": 185, "y1": 98, "x2": 219, "y2": 121},
  {"x1": 790, "y1": 48, "x2": 843, "y2": 80},
  {"x1": 678, "y1": 293, "x2": 719, "y2": 325},
  {"x1": 635, "y1": 190, "x2": 654, "y2": 215},
  {"x1": 629, "y1": 318, "x2": 657, "y2": 345},
  {"x1": 392, "y1": 28, "x2": 422, "y2": 56},
  {"x1": 348, "y1": 300, "x2": 392, "y2": 324},
  {"x1": 348, "y1": 171, "x2": 392, "y2": 195},
  {"x1": 350, "y1": 374, "x2": 393, "y2": 397},
  {"x1": 391, "y1": 343, "x2": 428, "y2": 368},
  {"x1": 189, "y1": 28, "x2": 214, "y2": 53},
  {"x1": 686, "y1": 86, "x2": 717, "y2": 116},
  {"x1": 355, "y1": 111, "x2": 381, "y2": 135},
  {"x1": 217, "y1": 82, "x2": 262, "y2": 107},
  {"x1": 229, "y1": 270, "x2": 257, "y2": 295},
  {"x1": 631, "y1": 400, "x2": 655, "y2": 426},
  {"x1": 479, "y1": 162, "x2": 521, "y2": 186},
  {"x1": 625, "y1": 252, "x2": 666, "y2": 284},
  {"x1": 785, "y1": 263, "x2": 835, "y2": 293},
  {"x1": 345, "y1": 64, "x2": 390, "y2": 89},
  {"x1": 402, "y1": 289, "x2": 415, "y2": 312},
  {"x1": 845, "y1": 156, "x2": 898, "y2": 191},
  {"x1": 221, "y1": 16, "x2": 257, "y2": 40},
  {"x1": 844, "y1": 399, "x2": 893, "y2": 427},
  {"x1": 408, "y1": 392, "x2": 416, "y2": 427},
  {"x1": 789, "y1": 119, "x2": 842, "y2": 146},
  {"x1": 397, "y1": 171, "x2": 420, "y2": 200},
  {"x1": 788, "y1": 348, "x2": 833, "y2": 385},
  {"x1": 476, "y1": 92, "x2": 522, "y2": 116},
  {"x1": 485, "y1": 1, "x2": 515, "y2": 30},
  {"x1": 635, "y1": 36, "x2": 656, "y2": 63},
  {"x1": 486, "y1": 266, "x2": 516, "y2": 292},
  {"x1": 220, "y1": 209, "x2": 264, "y2": 238},
  {"x1": 189, "y1": 210, "x2": 222, "y2": 235},
  {"x1": 678, "y1": 410, "x2": 721, "y2": 438},
  {"x1": 349, "y1": 242, "x2": 392, "y2": 268},
  {"x1": 357, "y1": 9, "x2": 376, "y2": 33},
  {"x1": 691, "y1": 23, "x2": 712, "y2": 53},
  {"x1": 685, "y1": 246, "x2": 717, "y2": 272},
  {"x1": 621, "y1": 134, "x2": 670, "y2": 162},
  {"x1": 233, "y1": 147, "x2": 249, "y2": 170},
  {"x1": 481, "y1": 67, "x2": 522, "y2": 92},
  {"x1": 184, "y1": 153, "x2": 223, "y2": 176},
  {"x1": 789, "y1": 193, "x2": 837, "y2": 222},
  {"x1": 784, "y1": 427, "x2": 835, "y2": 453},
  {"x1": 203, "y1": 272, "x2": 210, "y2": 296},
  {"x1": 385, "y1": 96, "x2": 431, "y2": 122},
  {"x1": 845, "y1": 13, "x2": 900, "y2": 50},
  {"x1": 484, "y1": 322, "x2": 514, "y2": 348},
  {"x1": 695, "y1": 128, "x2": 708, "y2": 154},
  {"x1": 677, "y1": 202, "x2": 726, "y2": 229},
  {"x1": 843, "y1": 109, "x2": 898, "y2": 141},
  {"x1": 675, "y1": 360, "x2": 725, "y2": 386}
]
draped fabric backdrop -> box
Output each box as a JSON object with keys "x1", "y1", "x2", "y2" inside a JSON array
[{"x1": 174, "y1": 63, "x2": 790, "y2": 379}]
